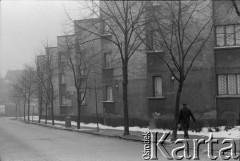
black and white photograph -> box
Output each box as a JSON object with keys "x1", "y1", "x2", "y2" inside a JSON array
[{"x1": 0, "y1": 0, "x2": 239, "y2": 160}]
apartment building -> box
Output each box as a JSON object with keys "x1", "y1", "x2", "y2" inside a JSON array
[
  {"x1": 98, "y1": 0, "x2": 240, "y2": 124},
  {"x1": 56, "y1": 18, "x2": 102, "y2": 117},
  {"x1": 145, "y1": 0, "x2": 240, "y2": 124},
  {"x1": 214, "y1": 1, "x2": 240, "y2": 122},
  {"x1": 99, "y1": 1, "x2": 148, "y2": 122},
  {"x1": 39, "y1": 1, "x2": 240, "y2": 126},
  {"x1": 37, "y1": 47, "x2": 59, "y2": 116}
]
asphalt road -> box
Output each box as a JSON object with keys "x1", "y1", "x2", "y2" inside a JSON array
[
  {"x1": 0, "y1": 118, "x2": 238, "y2": 161},
  {"x1": 0, "y1": 117, "x2": 149, "y2": 161}
]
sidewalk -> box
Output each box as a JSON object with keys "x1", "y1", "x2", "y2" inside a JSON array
[{"x1": 19, "y1": 118, "x2": 239, "y2": 155}]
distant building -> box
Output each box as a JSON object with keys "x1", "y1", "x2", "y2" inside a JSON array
[
  {"x1": 36, "y1": 18, "x2": 102, "y2": 121},
  {"x1": 5, "y1": 70, "x2": 22, "y2": 83},
  {"x1": 0, "y1": 70, "x2": 24, "y2": 117}
]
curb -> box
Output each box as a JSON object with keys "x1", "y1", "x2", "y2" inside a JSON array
[
  {"x1": 19, "y1": 120, "x2": 143, "y2": 143},
  {"x1": 17, "y1": 119, "x2": 239, "y2": 156}
]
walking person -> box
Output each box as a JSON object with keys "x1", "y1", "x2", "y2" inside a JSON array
[{"x1": 178, "y1": 103, "x2": 196, "y2": 139}]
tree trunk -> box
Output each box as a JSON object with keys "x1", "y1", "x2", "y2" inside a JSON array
[
  {"x1": 17, "y1": 104, "x2": 19, "y2": 119},
  {"x1": 77, "y1": 91, "x2": 82, "y2": 129},
  {"x1": 50, "y1": 82, "x2": 55, "y2": 125},
  {"x1": 94, "y1": 79, "x2": 99, "y2": 132},
  {"x1": 23, "y1": 99, "x2": 26, "y2": 121},
  {"x1": 15, "y1": 105, "x2": 18, "y2": 119},
  {"x1": 171, "y1": 82, "x2": 183, "y2": 141},
  {"x1": 38, "y1": 99, "x2": 42, "y2": 123},
  {"x1": 45, "y1": 103, "x2": 48, "y2": 124},
  {"x1": 27, "y1": 98, "x2": 30, "y2": 122},
  {"x1": 122, "y1": 61, "x2": 130, "y2": 135},
  {"x1": 51, "y1": 98, "x2": 54, "y2": 125}
]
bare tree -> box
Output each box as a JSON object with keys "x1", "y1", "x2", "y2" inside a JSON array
[
  {"x1": 13, "y1": 79, "x2": 27, "y2": 121},
  {"x1": 58, "y1": 27, "x2": 100, "y2": 129},
  {"x1": 35, "y1": 54, "x2": 49, "y2": 124},
  {"x1": 24, "y1": 65, "x2": 37, "y2": 122},
  {"x1": 93, "y1": 73, "x2": 102, "y2": 132},
  {"x1": 232, "y1": 0, "x2": 240, "y2": 17},
  {"x1": 13, "y1": 65, "x2": 36, "y2": 122},
  {"x1": 66, "y1": 1, "x2": 147, "y2": 135},
  {"x1": 10, "y1": 91, "x2": 21, "y2": 119},
  {"x1": 35, "y1": 44, "x2": 58, "y2": 125},
  {"x1": 143, "y1": 1, "x2": 214, "y2": 140}
]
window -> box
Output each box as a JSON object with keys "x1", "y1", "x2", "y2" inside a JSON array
[
  {"x1": 106, "y1": 86, "x2": 113, "y2": 101},
  {"x1": 59, "y1": 54, "x2": 66, "y2": 64},
  {"x1": 215, "y1": 24, "x2": 240, "y2": 47},
  {"x1": 61, "y1": 96, "x2": 66, "y2": 105},
  {"x1": 104, "y1": 21, "x2": 111, "y2": 34},
  {"x1": 153, "y1": 76, "x2": 162, "y2": 97},
  {"x1": 218, "y1": 75, "x2": 227, "y2": 95},
  {"x1": 80, "y1": 92, "x2": 86, "y2": 105},
  {"x1": 218, "y1": 74, "x2": 240, "y2": 95},
  {"x1": 151, "y1": 30, "x2": 161, "y2": 51},
  {"x1": 216, "y1": 26, "x2": 224, "y2": 46},
  {"x1": 152, "y1": 1, "x2": 160, "y2": 6},
  {"x1": 104, "y1": 52, "x2": 112, "y2": 68},
  {"x1": 226, "y1": 25, "x2": 234, "y2": 46},
  {"x1": 236, "y1": 25, "x2": 240, "y2": 45}
]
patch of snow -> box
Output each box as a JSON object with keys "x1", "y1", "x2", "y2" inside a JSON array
[{"x1": 31, "y1": 117, "x2": 240, "y2": 139}]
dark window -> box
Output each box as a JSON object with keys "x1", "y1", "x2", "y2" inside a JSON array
[
  {"x1": 61, "y1": 96, "x2": 66, "y2": 105},
  {"x1": 104, "y1": 21, "x2": 111, "y2": 34},
  {"x1": 104, "y1": 52, "x2": 112, "y2": 68},
  {"x1": 151, "y1": 30, "x2": 162, "y2": 51},
  {"x1": 60, "y1": 73, "x2": 65, "y2": 84}
]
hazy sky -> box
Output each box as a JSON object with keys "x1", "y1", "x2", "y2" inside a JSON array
[{"x1": 0, "y1": 0, "x2": 88, "y2": 77}]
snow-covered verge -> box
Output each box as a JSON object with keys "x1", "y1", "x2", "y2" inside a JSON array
[{"x1": 29, "y1": 116, "x2": 240, "y2": 139}]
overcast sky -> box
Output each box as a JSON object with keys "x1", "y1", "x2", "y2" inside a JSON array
[{"x1": 0, "y1": 0, "x2": 89, "y2": 77}]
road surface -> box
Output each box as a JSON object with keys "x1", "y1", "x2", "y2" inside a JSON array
[
  {"x1": 0, "y1": 117, "x2": 148, "y2": 161},
  {"x1": 0, "y1": 118, "x2": 237, "y2": 161}
]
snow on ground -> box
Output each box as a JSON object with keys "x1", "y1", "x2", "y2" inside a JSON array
[
  {"x1": 29, "y1": 116, "x2": 240, "y2": 139},
  {"x1": 187, "y1": 127, "x2": 240, "y2": 139}
]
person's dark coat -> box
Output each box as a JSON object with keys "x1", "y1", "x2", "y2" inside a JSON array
[{"x1": 178, "y1": 106, "x2": 196, "y2": 127}]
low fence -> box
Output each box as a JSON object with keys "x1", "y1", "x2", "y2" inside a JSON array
[
  {"x1": 40, "y1": 115, "x2": 239, "y2": 130},
  {"x1": 41, "y1": 115, "x2": 149, "y2": 128}
]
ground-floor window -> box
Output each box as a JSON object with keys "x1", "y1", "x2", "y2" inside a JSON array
[
  {"x1": 218, "y1": 74, "x2": 240, "y2": 95},
  {"x1": 61, "y1": 96, "x2": 66, "y2": 105},
  {"x1": 106, "y1": 86, "x2": 113, "y2": 101},
  {"x1": 153, "y1": 76, "x2": 162, "y2": 97}
]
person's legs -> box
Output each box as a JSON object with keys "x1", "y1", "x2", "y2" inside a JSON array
[
  {"x1": 182, "y1": 123, "x2": 188, "y2": 139},
  {"x1": 183, "y1": 128, "x2": 188, "y2": 138},
  {"x1": 185, "y1": 124, "x2": 189, "y2": 139}
]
